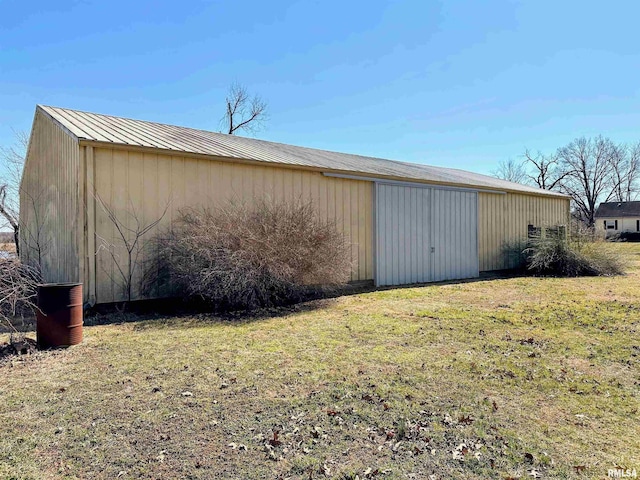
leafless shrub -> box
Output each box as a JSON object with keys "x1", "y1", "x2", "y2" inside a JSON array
[
  {"x1": 576, "y1": 241, "x2": 626, "y2": 276},
  {"x1": 146, "y1": 198, "x2": 352, "y2": 310},
  {"x1": 0, "y1": 258, "x2": 41, "y2": 334},
  {"x1": 502, "y1": 226, "x2": 624, "y2": 277},
  {"x1": 523, "y1": 232, "x2": 624, "y2": 277}
]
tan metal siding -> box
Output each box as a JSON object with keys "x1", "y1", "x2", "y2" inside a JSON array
[
  {"x1": 91, "y1": 148, "x2": 374, "y2": 303},
  {"x1": 478, "y1": 192, "x2": 570, "y2": 271},
  {"x1": 19, "y1": 110, "x2": 81, "y2": 283},
  {"x1": 40, "y1": 105, "x2": 568, "y2": 199}
]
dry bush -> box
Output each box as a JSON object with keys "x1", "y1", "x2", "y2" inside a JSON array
[
  {"x1": 577, "y1": 241, "x2": 626, "y2": 275},
  {"x1": 524, "y1": 233, "x2": 624, "y2": 277},
  {"x1": 146, "y1": 198, "x2": 352, "y2": 310},
  {"x1": 0, "y1": 258, "x2": 41, "y2": 334}
]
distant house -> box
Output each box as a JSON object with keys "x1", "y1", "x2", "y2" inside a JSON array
[{"x1": 595, "y1": 201, "x2": 640, "y2": 236}]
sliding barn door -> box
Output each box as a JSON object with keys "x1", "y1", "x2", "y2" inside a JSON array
[{"x1": 375, "y1": 184, "x2": 478, "y2": 286}]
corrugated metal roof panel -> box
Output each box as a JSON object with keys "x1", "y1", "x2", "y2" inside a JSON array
[{"x1": 38, "y1": 105, "x2": 567, "y2": 197}]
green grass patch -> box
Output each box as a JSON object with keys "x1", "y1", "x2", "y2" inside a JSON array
[{"x1": 1, "y1": 244, "x2": 638, "y2": 479}]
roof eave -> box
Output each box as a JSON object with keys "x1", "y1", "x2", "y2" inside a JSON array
[{"x1": 77, "y1": 138, "x2": 570, "y2": 199}]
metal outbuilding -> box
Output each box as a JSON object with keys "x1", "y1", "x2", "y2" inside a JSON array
[{"x1": 20, "y1": 105, "x2": 570, "y2": 304}]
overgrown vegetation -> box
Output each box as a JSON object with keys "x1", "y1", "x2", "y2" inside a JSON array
[
  {"x1": 147, "y1": 198, "x2": 352, "y2": 310},
  {"x1": 2, "y1": 243, "x2": 638, "y2": 479},
  {"x1": 525, "y1": 234, "x2": 625, "y2": 276},
  {"x1": 0, "y1": 258, "x2": 40, "y2": 335},
  {"x1": 506, "y1": 229, "x2": 625, "y2": 277}
]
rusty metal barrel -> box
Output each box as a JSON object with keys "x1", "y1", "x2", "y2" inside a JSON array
[{"x1": 36, "y1": 283, "x2": 83, "y2": 349}]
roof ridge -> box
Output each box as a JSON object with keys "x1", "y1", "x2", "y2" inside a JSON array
[
  {"x1": 37, "y1": 105, "x2": 568, "y2": 198},
  {"x1": 40, "y1": 105, "x2": 431, "y2": 165}
]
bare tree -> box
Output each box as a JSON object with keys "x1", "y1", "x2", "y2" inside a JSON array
[
  {"x1": 0, "y1": 186, "x2": 19, "y2": 252},
  {"x1": 0, "y1": 131, "x2": 29, "y2": 254},
  {"x1": 95, "y1": 194, "x2": 169, "y2": 305},
  {"x1": 523, "y1": 149, "x2": 568, "y2": 190},
  {"x1": 491, "y1": 158, "x2": 528, "y2": 184},
  {"x1": 609, "y1": 141, "x2": 640, "y2": 202},
  {"x1": 221, "y1": 82, "x2": 268, "y2": 135},
  {"x1": 556, "y1": 136, "x2": 618, "y2": 226}
]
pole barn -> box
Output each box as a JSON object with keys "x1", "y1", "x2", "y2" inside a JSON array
[{"x1": 20, "y1": 106, "x2": 570, "y2": 305}]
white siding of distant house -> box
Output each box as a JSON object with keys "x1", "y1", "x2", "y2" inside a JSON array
[{"x1": 596, "y1": 217, "x2": 640, "y2": 234}]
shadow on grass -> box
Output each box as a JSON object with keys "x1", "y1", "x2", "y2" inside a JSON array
[
  {"x1": 130, "y1": 298, "x2": 339, "y2": 331},
  {"x1": 4, "y1": 271, "x2": 529, "y2": 335},
  {"x1": 83, "y1": 292, "x2": 348, "y2": 331},
  {"x1": 84, "y1": 272, "x2": 527, "y2": 331}
]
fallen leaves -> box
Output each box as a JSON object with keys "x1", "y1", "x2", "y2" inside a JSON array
[
  {"x1": 268, "y1": 430, "x2": 282, "y2": 447},
  {"x1": 458, "y1": 415, "x2": 474, "y2": 425}
]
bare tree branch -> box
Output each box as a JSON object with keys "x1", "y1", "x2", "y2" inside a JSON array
[
  {"x1": 491, "y1": 158, "x2": 528, "y2": 184},
  {"x1": 522, "y1": 149, "x2": 569, "y2": 191},
  {"x1": 95, "y1": 192, "x2": 170, "y2": 305},
  {"x1": 0, "y1": 130, "x2": 29, "y2": 254},
  {"x1": 221, "y1": 82, "x2": 268, "y2": 135},
  {"x1": 609, "y1": 141, "x2": 640, "y2": 202},
  {"x1": 556, "y1": 136, "x2": 618, "y2": 226}
]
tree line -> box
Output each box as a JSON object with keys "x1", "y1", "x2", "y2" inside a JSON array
[{"x1": 493, "y1": 136, "x2": 640, "y2": 226}]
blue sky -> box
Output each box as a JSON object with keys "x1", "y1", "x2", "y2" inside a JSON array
[{"x1": 1, "y1": 0, "x2": 640, "y2": 174}]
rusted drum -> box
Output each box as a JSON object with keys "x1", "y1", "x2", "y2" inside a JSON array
[{"x1": 36, "y1": 283, "x2": 83, "y2": 349}]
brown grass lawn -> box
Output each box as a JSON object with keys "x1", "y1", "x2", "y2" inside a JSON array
[{"x1": 1, "y1": 245, "x2": 639, "y2": 479}]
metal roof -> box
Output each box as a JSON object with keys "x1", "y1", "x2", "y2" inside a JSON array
[
  {"x1": 595, "y1": 201, "x2": 640, "y2": 218},
  {"x1": 38, "y1": 105, "x2": 567, "y2": 197}
]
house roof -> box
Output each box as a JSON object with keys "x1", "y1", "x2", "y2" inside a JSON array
[
  {"x1": 595, "y1": 201, "x2": 640, "y2": 218},
  {"x1": 37, "y1": 105, "x2": 567, "y2": 198}
]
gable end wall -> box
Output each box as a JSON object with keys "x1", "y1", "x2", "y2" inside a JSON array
[{"x1": 19, "y1": 109, "x2": 83, "y2": 285}]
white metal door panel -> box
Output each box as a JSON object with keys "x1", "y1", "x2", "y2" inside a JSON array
[
  {"x1": 375, "y1": 184, "x2": 478, "y2": 287},
  {"x1": 376, "y1": 184, "x2": 431, "y2": 285},
  {"x1": 376, "y1": 183, "x2": 431, "y2": 286},
  {"x1": 429, "y1": 189, "x2": 479, "y2": 282}
]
